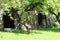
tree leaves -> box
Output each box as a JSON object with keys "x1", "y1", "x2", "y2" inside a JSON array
[{"x1": 0, "y1": 0, "x2": 60, "y2": 15}]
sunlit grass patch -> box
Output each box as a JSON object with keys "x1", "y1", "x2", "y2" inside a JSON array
[{"x1": 0, "y1": 30, "x2": 60, "y2": 40}]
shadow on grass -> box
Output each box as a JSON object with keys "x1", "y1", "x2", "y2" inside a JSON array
[
  {"x1": 1, "y1": 28, "x2": 60, "y2": 34},
  {"x1": 12, "y1": 30, "x2": 42, "y2": 34},
  {"x1": 1, "y1": 30, "x2": 28, "y2": 34},
  {"x1": 2, "y1": 30, "x2": 42, "y2": 34},
  {"x1": 12, "y1": 30, "x2": 28, "y2": 34},
  {"x1": 39, "y1": 28, "x2": 60, "y2": 32}
]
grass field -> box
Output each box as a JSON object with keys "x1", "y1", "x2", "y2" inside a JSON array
[{"x1": 0, "y1": 29, "x2": 60, "y2": 40}]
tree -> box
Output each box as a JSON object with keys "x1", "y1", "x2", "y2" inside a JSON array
[{"x1": 0, "y1": 0, "x2": 60, "y2": 29}]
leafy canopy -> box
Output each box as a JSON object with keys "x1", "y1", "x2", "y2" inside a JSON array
[{"x1": 0, "y1": 0, "x2": 60, "y2": 15}]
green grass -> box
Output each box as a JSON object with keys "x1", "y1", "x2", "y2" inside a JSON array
[{"x1": 0, "y1": 30, "x2": 60, "y2": 40}]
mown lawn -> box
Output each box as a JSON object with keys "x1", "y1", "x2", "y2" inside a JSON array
[{"x1": 0, "y1": 30, "x2": 60, "y2": 40}]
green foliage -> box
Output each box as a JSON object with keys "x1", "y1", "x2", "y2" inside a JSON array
[
  {"x1": 0, "y1": 0, "x2": 60, "y2": 25},
  {"x1": 0, "y1": 0, "x2": 60, "y2": 14}
]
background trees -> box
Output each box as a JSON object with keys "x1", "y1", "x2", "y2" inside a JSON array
[{"x1": 0, "y1": 0, "x2": 60, "y2": 29}]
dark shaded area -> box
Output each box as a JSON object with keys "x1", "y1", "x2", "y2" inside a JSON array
[
  {"x1": 9, "y1": 7, "x2": 21, "y2": 30},
  {"x1": 12, "y1": 30, "x2": 42, "y2": 34},
  {"x1": 37, "y1": 11, "x2": 55, "y2": 28},
  {"x1": 37, "y1": 12, "x2": 47, "y2": 29},
  {"x1": 3, "y1": 28, "x2": 60, "y2": 34},
  {"x1": 38, "y1": 13, "x2": 44, "y2": 25},
  {"x1": 58, "y1": 12, "x2": 60, "y2": 24},
  {"x1": 3, "y1": 15, "x2": 15, "y2": 28},
  {"x1": 2, "y1": 28, "x2": 60, "y2": 35},
  {"x1": 12, "y1": 30, "x2": 28, "y2": 34},
  {"x1": 39, "y1": 28, "x2": 60, "y2": 32},
  {"x1": 25, "y1": 2, "x2": 43, "y2": 11}
]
